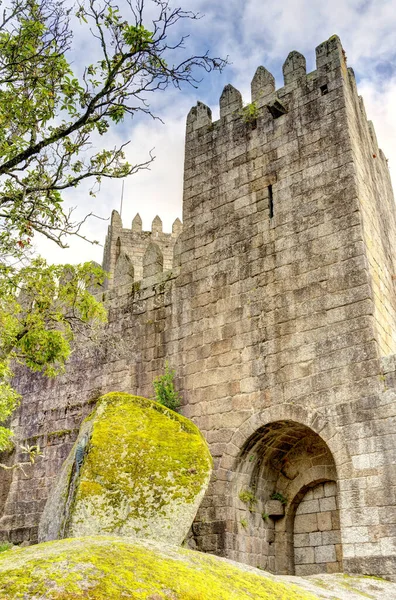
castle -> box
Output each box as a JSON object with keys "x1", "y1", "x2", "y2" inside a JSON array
[{"x1": 1, "y1": 35, "x2": 396, "y2": 580}]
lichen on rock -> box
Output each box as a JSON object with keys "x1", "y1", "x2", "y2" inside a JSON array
[
  {"x1": 0, "y1": 536, "x2": 320, "y2": 599},
  {"x1": 1, "y1": 536, "x2": 394, "y2": 599},
  {"x1": 39, "y1": 392, "x2": 212, "y2": 545}
]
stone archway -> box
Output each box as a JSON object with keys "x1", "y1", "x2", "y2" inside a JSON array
[{"x1": 228, "y1": 419, "x2": 343, "y2": 575}]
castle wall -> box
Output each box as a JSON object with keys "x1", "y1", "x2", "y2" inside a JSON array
[
  {"x1": 1, "y1": 35, "x2": 396, "y2": 581},
  {"x1": 175, "y1": 35, "x2": 396, "y2": 577},
  {"x1": 0, "y1": 271, "x2": 178, "y2": 544},
  {"x1": 344, "y1": 72, "x2": 396, "y2": 355},
  {"x1": 294, "y1": 481, "x2": 341, "y2": 576},
  {"x1": 102, "y1": 211, "x2": 181, "y2": 287}
]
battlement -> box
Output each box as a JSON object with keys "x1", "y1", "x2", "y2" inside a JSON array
[
  {"x1": 183, "y1": 34, "x2": 396, "y2": 357},
  {"x1": 102, "y1": 209, "x2": 182, "y2": 289},
  {"x1": 185, "y1": 35, "x2": 384, "y2": 167}
]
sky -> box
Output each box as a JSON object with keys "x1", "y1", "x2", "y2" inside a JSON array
[{"x1": 36, "y1": 0, "x2": 396, "y2": 265}]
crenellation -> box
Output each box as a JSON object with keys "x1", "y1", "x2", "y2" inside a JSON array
[
  {"x1": 172, "y1": 217, "x2": 182, "y2": 236},
  {"x1": 367, "y1": 120, "x2": 379, "y2": 150},
  {"x1": 251, "y1": 66, "x2": 275, "y2": 107},
  {"x1": 151, "y1": 215, "x2": 163, "y2": 234},
  {"x1": 219, "y1": 84, "x2": 243, "y2": 119},
  {"x1": 131, "y1": 212, "x2": 142, "y2": 232},
  {"x1": 282, "y1": 51, "x2": 307, "y2": 85},
  {"x1": 186, "y1": 101, "x2": 212, "y2": 132},
  {"x1": 102, "y1": 211, "x2": 182, "y2": 288},
  {"x1": 110, "y1": 208, "x2": 123, "y2": 229},
  {"x1": 315, "y1": 34, "x2": 345, "y2": 71}
]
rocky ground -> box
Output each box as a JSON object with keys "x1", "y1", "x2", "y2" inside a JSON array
[{"x1": 0, "y1": 536, "x2": 394, "y2": 599}]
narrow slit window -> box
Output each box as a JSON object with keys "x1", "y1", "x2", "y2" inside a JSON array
[
  {"x1": 320, "y1": 84, "x2": 328, "y2": 95},
  {"x1": 268, "y1": 185, "x2": 274, "y2": 219}
]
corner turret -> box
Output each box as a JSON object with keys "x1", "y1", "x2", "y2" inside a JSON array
[{"x1": 102, "y1": 208, "x2": 182, "y2": 290}]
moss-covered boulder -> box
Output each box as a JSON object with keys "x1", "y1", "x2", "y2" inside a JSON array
[
  {"x1": 39, "y1": 393, "x2": 212, "y2": 545},
  {"x1": 1, "y1": 537, "x2": 394, "y2": 599},
  {"x1": 0, "y1": 536, "x2": 319, "y2": 599}
]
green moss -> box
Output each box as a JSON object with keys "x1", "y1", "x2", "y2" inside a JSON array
[
  {"x1": 0, "y1": 543, "x2": 12, "y2": 553},
  {"x1": 336, "y1": 575, "x2": 377, "y2": 598},
  {"x1": 239, "y1": 101, "x2": 259, "y2": 124},
  {"x1": 239, "y1": 489, "x2": 257, "y2": 510},
  {"x1": 0, "y1": 536, "x2": 320, "y2": 599},
  {"x1": 69, "y1": 393, "x2": 212, "y2": 538},
  {"x1": 48, "y1": 429, "x2": 73, "y2": 440},
  {"x1": 270, "y1": 492, "x2": 288, "y2": 506}
]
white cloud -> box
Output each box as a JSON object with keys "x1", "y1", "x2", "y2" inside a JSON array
[
  {"x1": 358, "y1": 76, "x2": 396, "y2": 185},
  {"x1": 35, "y1": 0, "x2": 396, "y2": 266}
]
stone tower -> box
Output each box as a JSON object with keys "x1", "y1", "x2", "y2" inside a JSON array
[
  {"x1": 2, "y1": 35, "x2": 396, "y2": 581},
  {"x1": 102, "y1": 210, "x2": 182, "y2": 288}
]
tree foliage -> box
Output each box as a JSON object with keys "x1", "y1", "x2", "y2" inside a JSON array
[
  {"x1": 0, "y1": 259, "x2": 106, "y2": 450},
  {"x1": 0, "y1": 0, "x2": 225, "y2": 454},
  {"x1": 153, "y1": 363, "x2": 181, "y2": 412},
  {"x1": 0, "y1": 0, "x2": 226, "y2": 250}
]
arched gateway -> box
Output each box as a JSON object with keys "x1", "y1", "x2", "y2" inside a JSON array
[
  {"x1": 229, "y1": 420, "x2": 341, "y2": 574},
  {"x1": 213, "y1": 405, "x2": 348, "y2": 576}
]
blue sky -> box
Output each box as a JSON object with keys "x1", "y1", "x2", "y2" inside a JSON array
[{"x1": 37, "y1": 0, "x2": 396, "y2": 265}]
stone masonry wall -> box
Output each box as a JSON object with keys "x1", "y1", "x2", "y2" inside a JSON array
[
  {"x1": 345, "y1": 71, "x2": 396, "y2": 355},
  {"x1": 294, "y1": 481, "x2": 341, "y2": 576},
  {"x1": 0, "y1": 269, "x2": 178, "y2": 544},
  {"x1": 102, "y1": 210, "x2": 181, "y2": 288},
  {"x1": 1, "y1": 35, "x2": 396, "y2": 581},
  {"x1": 176, "y1": 35, "x2": 396, "y2": 578}
]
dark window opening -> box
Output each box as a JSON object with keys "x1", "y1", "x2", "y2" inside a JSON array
[
  {"x1": 267, "y1": 99, "x2": 287, "y2": 119},
  {"x1": 250, "y1": 118, "x2": 257, "y2": 130},
  {"x1": 320, "y1": 84, "x2": 329, "y2": 95},
  {"x1": 268, "y1": 185, "x2": 274, "y2": 219},
  {"x1": 116, "y1": 236, "x2": 121, "y2": 260}
]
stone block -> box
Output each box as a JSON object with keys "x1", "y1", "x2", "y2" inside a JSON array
[
  {"x1": 265, "y1": 500, "x2": 285, "y2": 518},
  {"x1": 319, "y1": 497, "x2": 337, "y2": 512},
  {"x1": 314, "y1": 544, "x2": 336, "y2": 563},
  {"x1": 296, "y1": 499, "x2": 320, "y2": 514},
  {"x1": 317, "y1": 512, "x2": 333, "y2": 532},
  {"x1": 343, "y1": 526, "x2": 370, "y2": 544},
  {"x1": 309, "y1": 532, "x2": 323, "y2": 546},
  {"x1": 294, "y1": 546, "x2": 315, "y2": 564},
  {"x1": 322, "y1": 530, "x2": 341, "y2": 545},
  {"x1": 294, "y1": 513, "x2": 318, "y2": 534},
  {"x1": 294, "y1": 533, "x2": 310, "y2": 548},
  {"x1": 295, "y1": 563, "x2": 323, "y2": 576}
]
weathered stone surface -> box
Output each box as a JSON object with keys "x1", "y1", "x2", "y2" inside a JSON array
[
  {"x1": 265, "y1": 499, "x2": 284, "y2": 517},
  {"x1": 0, "y1": 536, "x2": 395, "y2": 600},
  {"x1": 38, "y1": 393, "x2": 212, "y2": 545},
  {"x1": 294, "y1": 482, "x2": 341, "y2": 576}
]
